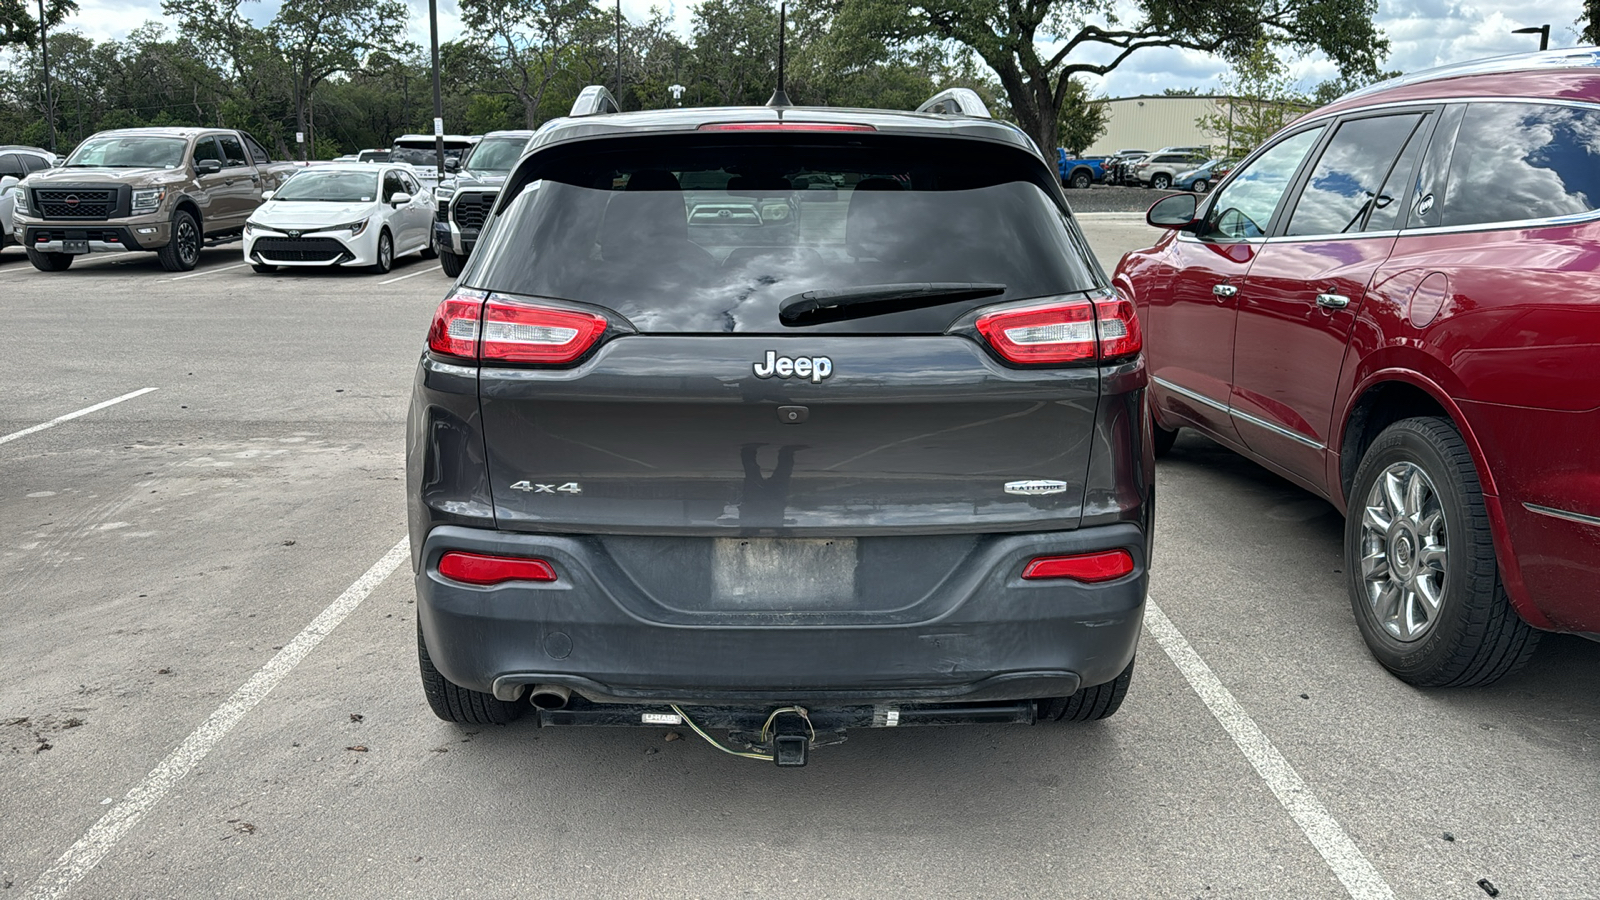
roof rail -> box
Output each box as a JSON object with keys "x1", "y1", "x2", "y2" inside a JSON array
[
  {"x1": 916, "y1": 88, "x2": 992, "y2": 119},
  {"x1": 570, "y1": 86, "x2": 620, "y2": 117}
]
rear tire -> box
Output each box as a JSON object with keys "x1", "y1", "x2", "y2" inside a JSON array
[
  {"x1": 26, "y1": 247, "x2": 74, "y2": 271},
  {"x1": 418, "y1": 622, "x2": 524, "y2": 725},
  {"x1": 1070, "y1": 170, "x2": 1092, "y2": 190},
  {"x1": 1152, "y1": 174, "x2": 1172, "y2": 190},
  {"x1": 420, "y1": 232, "x2": 438, "y2": 260},
  {"x1": 1038, "y1": 658, "x2": 1134, "y2": 722},
  {"x1": 1345, "y1": 417, "x2": 1540, "y2": 686},
  {"x1": 439, "y1": 247, "x2": 464, "y2": 278},
  {"x1": 157, "y1": 210, "x2": 201, "y2": 272}
]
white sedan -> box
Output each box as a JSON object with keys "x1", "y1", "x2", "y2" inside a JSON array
[
  {"x1": 243, "y1": 163, "x2": 436, "y2": 274},
  {"x1": 0, "y1": 175, "x2": 22, "y2": 258}
]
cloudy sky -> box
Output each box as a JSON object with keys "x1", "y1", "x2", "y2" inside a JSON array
[{"x1": 55, "y1": 0, "x2": 1590, "y2": 98}]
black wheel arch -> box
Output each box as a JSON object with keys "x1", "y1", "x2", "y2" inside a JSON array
[{"x1": 1339, "y1": 380, "x2": 1450, "y2": 505}]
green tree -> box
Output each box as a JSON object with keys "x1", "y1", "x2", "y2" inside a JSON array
[
  {"x1": 830, "y1": 0, "x2": 1388, "y2": 159},
  {"x1": 0, "y1": 0, "x2": 76, "y2": 48},
  {"x1": 690, "y1": 0, "x2": 779, "y2": 106},
  {"x1": 269, "y1": 0, "x2": 411, "y2": 156},
  {"x1": 1056, "y1": 77, "x2": 1107, "y2": 154},
  {"x1": 458, "y1": 0, "x2": 606, "y2": 126},
  {"x1": 1197, "y1": 39, "x2": 1310, "y2": 156},
  {"x1": 1582, "y1": 1, "x2": 1600, "y2": 44}
]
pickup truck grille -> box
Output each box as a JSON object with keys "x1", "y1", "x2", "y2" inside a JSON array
[
  {"x1": 254, "y1": 237, "x2": 348, "y2": 263},
  {"x1": 34, "y1": 188, "x2": 115, "y2": 220},
  {"x1": 450, "y1": 191, "x2": 496, "y2": 231}
]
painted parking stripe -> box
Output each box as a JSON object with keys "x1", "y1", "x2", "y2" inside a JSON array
[
  {"x1": 378, "y1": 264, "x2": 441, "y2": 285},
  {"x1": 0, "y1": 388, "x2": 159, "y2": 447},
  {"x1": 1145, "y1": 597, "x2": 1395, "y2": 900},
  {"x1": 164, "y1": 263, "x2": 249, "y2": 282},
  {"x1": 24, "y1": 537, "x2": 411, "y2": 900}
]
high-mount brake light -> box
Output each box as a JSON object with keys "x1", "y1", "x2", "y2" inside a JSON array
[
  {"x1": 427, "y1": 289, "x2": 485, "y2": 360},
  {"x1": 1021, "y1": 550, "x2": 1135, "y2": 583},
  {"x1": 974, "y1": 295, "x2": 1143, "y2": 365},
  {"x1": 438, "y1": 551, "x2": 557, "y2": 586},
  {"x1": 975, "y1": 301, "x2": 1096, "y2": 364},
  {"x1": 481, "y1": 298, "x2": 608, "y2": 364},
  {"x1": 697, "y1": 123, "x2": 876, "y2": 133}
]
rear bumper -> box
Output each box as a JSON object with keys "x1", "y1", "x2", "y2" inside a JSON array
[{"x1": 416, "y1": 522, "x2": 1147, "y2": 705}]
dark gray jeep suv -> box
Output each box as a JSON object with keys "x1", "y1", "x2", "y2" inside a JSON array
[{"x1": 406, "y1": 87, "x2": 1154, "y2": 762}]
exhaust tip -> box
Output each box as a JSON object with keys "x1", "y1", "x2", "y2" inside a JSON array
[{"x1": 528, "y1": 684, "x2": 571, "y2": 710}]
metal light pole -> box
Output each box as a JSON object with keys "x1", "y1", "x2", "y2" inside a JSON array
[
  {"x1": 428, "y1": 0, "x2": 445, "y2": 173},
  {"x1": 37, "y1": 0, "x2": 56, "y2": 152},
  {"x1": 614, "y1": 0, "x2": 622, "y2": 100},
  {"x1": 1513, "y1": 25, "x2": 1551, "y2": 50}
]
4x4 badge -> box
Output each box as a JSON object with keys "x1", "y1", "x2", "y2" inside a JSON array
[{"x1": 1005, "y1": 480, "x2": 1069, "y2": 496}]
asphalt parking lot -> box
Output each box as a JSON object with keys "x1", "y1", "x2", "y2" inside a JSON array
[{"x1": 2, "y1": 219, "x2": 1596, "y2": 900}]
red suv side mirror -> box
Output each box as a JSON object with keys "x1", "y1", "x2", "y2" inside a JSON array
[{"x1": 1147, "y1": 193, "x2": 1198, "y2": 229}]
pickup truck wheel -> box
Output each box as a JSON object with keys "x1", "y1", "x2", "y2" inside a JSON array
[
  {"x1": 1151, "y1": 173, "x2": 1172, "y2": 190},
  {"x1": 1070, "y1": 170, "x2": 1093, "y2": 190},
  {"x1": 1038, "y1": 658, "x2": 1134, "y2": 722},
  {"x1": 26, "y1": 247, "x2": 74, "y2": 271},
  {"x1": 438, "y1": 247, "x2": 464, "y2": 278},
  {"x1": 251, "y1": 263, "x2": 276, "y2": 273},
  {"x1": 158, "y1": 211, "x2": 200, "y2": 272},
  {"x1": 418, "y1": 622, "x2": 524, "y2": 725},
  {"x1": 1346, "y1": 417, "x2": 1540, "y2": 686},
  {"x1": 369, "y1": 229, "x2": 393, "y2": 274}
]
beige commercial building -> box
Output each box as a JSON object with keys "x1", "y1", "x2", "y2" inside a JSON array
[{"x1": 1082, "y1": 95, "x2": 1226, "y2": 157}]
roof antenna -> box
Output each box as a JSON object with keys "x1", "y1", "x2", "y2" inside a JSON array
[{"x1": 766, "y1": 1, "x2": 792, "y2": 107}]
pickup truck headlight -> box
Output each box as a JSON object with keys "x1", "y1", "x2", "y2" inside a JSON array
[
  {"x1": 12, "y1": 188, "x2": 29, "y2": 214},
  {"x1": 132, "y1": 188, "x2": 167, "y2": 213}
]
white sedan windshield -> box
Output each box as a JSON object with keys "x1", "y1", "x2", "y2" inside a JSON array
[{"x1": 274, "y1": 172, "x2": 377, "y2": 202}]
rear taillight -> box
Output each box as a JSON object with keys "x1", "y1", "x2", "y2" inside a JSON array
[
  {"x1": 426, "y1": 289, "x2": 608, "y2": 365},
  {"x1": 973, "y1": 295, "x2": 1142, "y2": 365},
  {"x1": 438, "y1": 551, "x2": 557, "y2": 585},
  {"x1": 1093, "y1": 296, "x2": 1142, "y2": 360},
  {"x1": 481, "y1": 297, "x2": 608, "y2": 364},
  {"x1": 427, "y1": 289, "x2": 485, "y2": 359},
  {"x1": 1021, "y1": 550, "x2": 1134, "y2": 583}
]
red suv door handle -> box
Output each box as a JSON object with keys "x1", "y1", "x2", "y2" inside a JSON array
[
  {"x1": 1212, "y1": 284, "x2": 1238, "y2": 299},
  {"x1": 1316, "y1": 293, "x2": 1351, "y2": 309}
]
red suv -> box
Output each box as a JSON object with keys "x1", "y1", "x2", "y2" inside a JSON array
[{"x1": 1116, "y1": 49, "x2": 1600, "y2": 687}]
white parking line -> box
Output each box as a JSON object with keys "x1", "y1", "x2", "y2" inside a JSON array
[
  {"x1": 378, "y1": 264, "x2": 441, "y2": 285},
  {"x1": 164, "y1": 263, "x2": 249, "y2": 282},
  {"x1": 1144, "y1": 597, "x2": 1395, "y2": 900},
  {"x1": 24, "y1": 537, "x2": 411, "y2": 900},
  {"x1": 0, "y1": 388, "x2": 159, "y2": 447}
]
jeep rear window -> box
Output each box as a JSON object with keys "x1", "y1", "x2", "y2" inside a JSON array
[{"x1": 466, "y1": 140, "x2": 1103, "y2": 333}]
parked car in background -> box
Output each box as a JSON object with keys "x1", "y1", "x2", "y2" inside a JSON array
[
  {"x1": 1, "y1": 175, "x2": 23, "y2": 257},
  {"x1": 433, "y1": 128, "x2": 534, "y2": 277},
  {"x1": 357, "y1": 148, "x2": 392, "y2": 163},
  {"x1": 11, "y1": 127, "x2": 296, "y2": 272},
  {"x1": 243, "y1": 162, "x2": 435, "y2": 274},
  {"x1": 407, "y1": 86, "x2": 1152, "y2": 754},
  {"x1": 390, "y1": 134, "x2": 479, "y2": 190},
  {"x1": 1173, "y1": 158, "x2": 1236, "y2": 193},
  {"x1": 1056, "y1": 149, "x2": 1105, "y2": 189},
  {"x1": 1102, "y1": 149, "x2": 1150, "y2": 186},
  {"x1": 1118, "y1": 48, "x2": 1600, "y2": 688},
  {"x1": 1132, "y1": 147, "x2": 1210, "y2": 189},
  {"x1": 0, "y1": 145, "x2": 58, "y2": 179}
]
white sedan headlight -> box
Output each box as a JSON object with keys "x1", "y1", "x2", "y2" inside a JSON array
[
  {"x1": 330, "y1": 218, "x2": 370, "y2": 236},
  {"x1": 132, "y1": 188, "x2": 167, "y2": 213}
]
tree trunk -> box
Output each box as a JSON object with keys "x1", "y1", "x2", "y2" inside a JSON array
[{"x1": 295, "y1": 81, "x2": 307, "y2": 161}]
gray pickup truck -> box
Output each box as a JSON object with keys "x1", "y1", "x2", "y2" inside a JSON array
[{"x1": 12, "y1": 127, "x2": 297, "y2": 272}]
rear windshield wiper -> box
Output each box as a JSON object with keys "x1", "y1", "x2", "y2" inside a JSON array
[{"x1": 779, "y1": 283, "x2": 1006, "y2": 327}]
